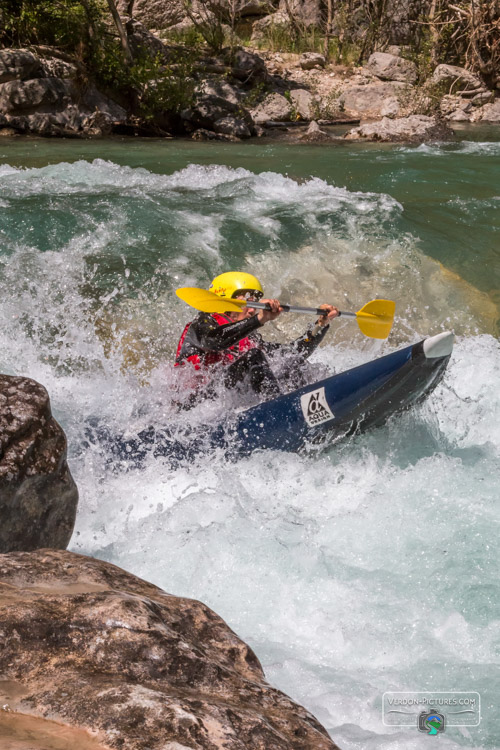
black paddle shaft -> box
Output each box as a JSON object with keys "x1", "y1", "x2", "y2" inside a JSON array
[{"x1": 248, "y1": 300, "x2": 356, "y2": 318}]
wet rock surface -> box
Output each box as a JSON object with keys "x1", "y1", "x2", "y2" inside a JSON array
[
  {"x1": 0, "y1": 375, "x2": 78, "y2": 553},
  {"x1": 0, "y1": 549, "x2": 339, "y2": 750}
]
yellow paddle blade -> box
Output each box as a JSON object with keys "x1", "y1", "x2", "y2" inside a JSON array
[
  {"x1": 355, "y1": 299, "x2": 395, "y2": 339},
  {"x1": 176, "y1": 287, "x2": 244, "y2": 313}
]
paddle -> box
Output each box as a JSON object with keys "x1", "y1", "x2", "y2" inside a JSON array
[{"x1": 176, "y1": 287, "x2": 395, "y2": 340}]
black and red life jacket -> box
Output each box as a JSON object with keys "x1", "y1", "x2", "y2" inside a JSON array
[{"x1": 174, "y1": 312, "x2": 257, "y2": 373}]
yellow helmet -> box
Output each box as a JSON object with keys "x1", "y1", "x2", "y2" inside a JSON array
[{"x1": 209, "y1": 271, "x2": 263, "y2": 300}]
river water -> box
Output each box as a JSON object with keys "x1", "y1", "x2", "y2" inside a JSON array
[{"x1": 0, "y1": 131, "x2": 499, "y2": 749}]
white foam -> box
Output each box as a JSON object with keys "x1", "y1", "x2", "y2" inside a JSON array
[{"x1": 0, "y1": 157, "x2": 498, "y2": 750}]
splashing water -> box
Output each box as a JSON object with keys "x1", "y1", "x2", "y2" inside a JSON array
[{"x1": 0, "y1": 140, "x2": 499, "y2": 750}]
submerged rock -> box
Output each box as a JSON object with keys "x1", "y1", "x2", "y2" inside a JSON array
[
  {"x1": 0, "y1": 375, "x2": 78, "y2": 553},
  {"x1": 344, "y1": 114, "x2": 453, "y2": 143},
  {"x1": 0, "y1": 549, "x2": 338, "y2": 750}
]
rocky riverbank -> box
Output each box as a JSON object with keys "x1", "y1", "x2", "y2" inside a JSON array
[{"x1": 1, "y1": 37, "x2": 499, "y2": 144}]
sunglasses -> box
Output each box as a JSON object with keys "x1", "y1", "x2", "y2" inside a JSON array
[{"x1": 233, "y1": 289, "x2": 263, "y2": 302}]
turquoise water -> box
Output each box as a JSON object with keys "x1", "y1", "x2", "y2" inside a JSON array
[{"x1": 0, "y1": 132, "x2": 499, "y2": 749}]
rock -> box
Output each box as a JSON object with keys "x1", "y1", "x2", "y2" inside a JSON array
[
  {"x1": 182, "y1": 94, "x2": 251, "y2": 131},
  {"x1": 0, "y1": 48, "x2": 44, "y2": 83},
  {"x1": 0, "y1": 376, "x2": 78, "y2": 553},
  {"x1": 230, "y1": 47, "x2": 268, "y2": 82},
  {"x1": 366, "y1": 52, "x2": 417, "y2": 83},
  {"x1": 39, "y1": 57, "x2": 79, "y2": 79},
  {"x1": 117, "y1": 0, "x2": 184, "y2": 29},
  {"x1": 0, "y1": 77, "x2": 75, "y2": 114},
  {"x1": 289, "y1": 88, "x2": 317, "y2": 119},
  {"x1": 447, "y1": 109, "x2": 471, "y2": 122},
  {"x1": 430, "y1": 64, "x2": 484, "y2": 93},
  {"x1": 300, "y1": 120, "x2": 331, "y2": 141},
  {"x1": 0, "y1": 550, "x2": 338, "y2": 750},
  {"x1": 250, "y1": 91, "x2": 293, "y2": 124},
  {"x1": 470, "y1": 91, "x2": 494, "y2": 107},
  {"x1": 340, "y1": 81, "x2": 408, "y2": 118},
  {"x1": 192, "y1": 127, "x2": 240, "y2": 142},
  {"x1": 126, "y1": 18, "x2": 173, "y2": 60},
  {"x1": 80, "y1": 83, "x2": 128, "y2": 122},
  {"x1": 471, "y1": 98, "x2": 500, "y2": 122},
  {"x1": 81, "y1": 110, "x2": 115, "y2": 136},
  {"x1": 439, "y1": 94, "x2": 472, "y2": 116},
  {"x1": 279, "y1": 0, "x2": 322, "y2": 26},
  {"x1": 213, "y1": 115, "x2": 252, "y2": 138},
  {"x1": 251, "y1": 11, "x2": 289, "y2": 42},
  {"x1": 386, "y1": 45, "x2": 401, "y2": 57},
  {"x1": 234, "y1": 0, "x2": 274, "y2": 17},
  {"x1": 197, "y1": 78, "x2": 242, "y2": 105},
  {"x1": 300, "y1": 52, "x2": 326, "y2": 70},
  {"x1": 344, "y1": 114, "x2": 453, "y2": 143}
]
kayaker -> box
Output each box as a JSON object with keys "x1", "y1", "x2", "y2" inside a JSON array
[{"x1": 174, "y1": 271, "x2": 339, "y2": 402}]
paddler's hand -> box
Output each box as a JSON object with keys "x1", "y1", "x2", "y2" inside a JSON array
[
  {"x1": 256, "y1": 298, "x2": 282, "y2": 325},
  {"x1": 317, "y1": 304, "x2": 339, "y2": 327}
]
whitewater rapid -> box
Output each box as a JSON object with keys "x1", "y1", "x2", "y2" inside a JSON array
[{"x1": 0, "y1": 154, "x2": 498, "y2": 749}]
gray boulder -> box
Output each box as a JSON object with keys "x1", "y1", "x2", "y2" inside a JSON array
[
  {"x1": 0, "y1": 48, "x2": 44, "y2": 83},
  {"x1": 0, "y1": 375, "x2": 78, "y2": 553},
  {"x1": 234, "y1": 0, "x2": 274, "y2": 16},
  {"x1": 344, "y1": 114, "x2": 453, "y2": 143},
  {"x1": 214, "y1": 115, "x2": 252, "y2": 138},
  {"x1": 0, "y1": 77, "x2": 74, "y2": 114},
  {"x1": 300, "y1": 52, "x2": 326, "y2": 70},
  {"x1": 182, "y1": 93, "x2": 252, "y2": 130},
  {"x1": 289, "y1": 88, "x2": 317, "y2": 119},
  {"x1": 197, "y1": 78, "x2": 242, "y2": 105},
  {"x1": 340, "y1": 81, "x2": 408, "y2": 118},
  {"x1": 117, "y1": 0, "x2": 184, "y2": 28},
  {"x1": 251, "y1": 11, "x2": 289, "y2": 42},
  {"x1": 299, "y1": 120, "x2": 331, "y2": 141},
  {"x1": 250, "y1": 92, "x2": 293, "y2": 124},
  {"x1": 279, "y1": 0, "x2": 322, "y2": 26},
  {"x1": 231, "y1": 48, "x2": 268, "y2": 82},
  {"x1": 366, "y1": 52, "x2": 417, "y2": 83},
  {"x1": 430, "y1": 64, "x2": 484, "y2": 93},
  {"x1": 39, "y1": 57, "x2": 79, "y2": 79},
  {"x1": 192, "y1": 127, "x2": 240, "y2": 142},
  {"x1": 471, "y1": 98, "x2": 500, "y2": 122}
]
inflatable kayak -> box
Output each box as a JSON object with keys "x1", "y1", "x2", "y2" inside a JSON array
[{"x1": 93, "y1": 331, "x2": 453, "y2": 465}]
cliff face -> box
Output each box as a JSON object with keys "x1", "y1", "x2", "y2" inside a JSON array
[
  {"x1": 0, "y1": 375, "x2": 78, "y2": 553},
  {"x1": 0, "y1": 549, "x2": 339, "y2": 750}
]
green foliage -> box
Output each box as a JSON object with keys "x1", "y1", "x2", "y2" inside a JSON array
[
  {"x1": 256, "y1": 24, "x2": 325, "y2": 55},
  {"x1": 91, "y1": 46, "x2": 196, "y2": 116},
  {"x1": 0, "y1": 0, "x2": 93, "y2": 49}
]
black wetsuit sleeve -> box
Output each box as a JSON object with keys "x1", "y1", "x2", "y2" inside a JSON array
[
  {"x1": 261, "y1": 323, "x2": 330, "y2": 359},
  {"x1": 186, "y1": 313, "x2": 263, "y2": 352}
]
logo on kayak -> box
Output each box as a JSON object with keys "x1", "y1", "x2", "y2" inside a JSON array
[{"x1": 301, "y1": 387, "x2": 334, "y2": 427}]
